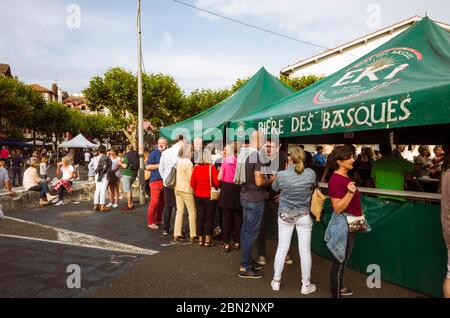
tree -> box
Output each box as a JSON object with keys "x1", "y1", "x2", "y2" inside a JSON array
[
  {"x1": 0, "y1": 76, "x2": 46, "y2": 140},
  {"x1": 279, "y1": 74, "x2": 324, "y2": 91},
  {"x1": 83, "y1": 67, "x2": 184, "y2": 147},
  {"x1": 181, "y1": 88, "x2": 230, "y2": 120}
]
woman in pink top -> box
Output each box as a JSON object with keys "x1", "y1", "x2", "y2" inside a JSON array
[{"x1": 218, "y1": 142, "x2": 242, "y2": 253}]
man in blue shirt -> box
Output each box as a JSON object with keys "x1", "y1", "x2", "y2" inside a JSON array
[
  {"x1": 313, "y1": 146, "x2": 327, "y2": 167},
  {"x1": 146, "y1": 137, "x2": 168, "y2": 230}
]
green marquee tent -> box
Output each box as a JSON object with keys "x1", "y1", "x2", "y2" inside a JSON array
[
  {"x1": 230, "y1": 17, "x2": 450, "y2": 142},
  {"x1": 159, "y1": 67, "x2": 294, "y2": 141}
]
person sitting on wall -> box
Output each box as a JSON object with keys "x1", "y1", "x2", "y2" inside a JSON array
[
  {"x1": 23, "y1": 158, "x2": 57, "y2": 207},
  {"x1": 0, "y1": 160, "x2": 15, "y2": 196}
]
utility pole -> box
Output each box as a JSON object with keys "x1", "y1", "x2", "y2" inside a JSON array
[{"x1": 137, "y1": 0, "x2": 145, "y2": 205}]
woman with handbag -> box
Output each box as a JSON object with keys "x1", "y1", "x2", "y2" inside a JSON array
[
  {"x1": 327, "y1": 145, "x2": 369, "y2": 298},
  {"x1": 270, "y1": 147, "x2": 317, "y2": 295},
  {"x1": 190, "y1": 150, "x2": 220, "y2": 247}
]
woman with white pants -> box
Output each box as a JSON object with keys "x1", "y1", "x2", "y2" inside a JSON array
[
  {"x1": 271, "y1": 147, "x2": 317, "y2": 295},
  {"x1": 93, "y1": 145, "x2": 112, "y2": 212}
]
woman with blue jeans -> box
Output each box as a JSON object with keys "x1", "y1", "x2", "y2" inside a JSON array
[{"x1": 270, "y1": 147, "x2": 317, "y2": 295}]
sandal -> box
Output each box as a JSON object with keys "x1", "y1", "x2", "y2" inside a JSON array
[
  {"x1": 220, "y1": 243, "x2": 231, "y2": 253},
  {"x1": 204, "y1": 241, "x2": 216, "y2": 248},
  {"x1": 232, "y1": 242, "x2": 240, "y2": 250}
]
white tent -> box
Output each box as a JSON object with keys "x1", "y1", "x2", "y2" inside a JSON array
[{"x1": 58, "y1": 133, "x2": 98, "y2": 149}]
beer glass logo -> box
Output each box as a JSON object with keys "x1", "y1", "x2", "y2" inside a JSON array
[
  {"x1": 313, "y1": 48, "x2": 423, "y2": 105},
  {"x1": 237, "y1": 121, "x2": 246, "y2": 138}
]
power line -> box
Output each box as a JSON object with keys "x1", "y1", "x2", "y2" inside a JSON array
[{"x1": 172, "y1": 0, "x2": 335, "y2": 52}]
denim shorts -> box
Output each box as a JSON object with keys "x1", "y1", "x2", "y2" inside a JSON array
[{"x1": 122, "y1": 176, "x2": 136, "y2": 193}]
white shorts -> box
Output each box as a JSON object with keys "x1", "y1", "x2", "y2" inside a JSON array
[{"x1": 447, "y1": 248, "x2": 450, "y2": 279}]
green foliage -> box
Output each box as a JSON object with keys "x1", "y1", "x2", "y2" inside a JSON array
[
  {"x1": 0, "y1": 76, "x2": 45, "y2": 133},
  {"x1": 279, "y1": 74, "x2": 324, "y2": 91},
  {"x1": 181, "y1": 88, "x2": 230, "y2": 119},
  {"x1": 83, "y1": 67, "x2": 185, "y2": 145}
]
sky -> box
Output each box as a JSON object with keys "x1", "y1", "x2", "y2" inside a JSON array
[{"x1": 1, "y1": 0, "x2": 449, "y2": 95}]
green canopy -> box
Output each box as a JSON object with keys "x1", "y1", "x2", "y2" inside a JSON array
[
  {"x1": 230, "y1": 18, "x2": 450, "y2": 139},
  {"x1": 159, "y1": 67, "x2": 294, "y2": 141}
]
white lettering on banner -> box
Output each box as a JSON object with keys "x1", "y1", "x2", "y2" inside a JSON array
[
  {"x1": 330, "y1": 110, "x2": 345, "y2": 129},
  {"x1": 385, "y1": 64, "x2": 409, "y2": 79},
  {"x1": 332, "y1": 64, "x2": 411, "y2": 88},
  {"x1": 307, "y1": 113, "x2": 314, "y2": 131},
  {"x1": 322, "y1": 111, "x2": 331, "y2": 129},
  {"x1": 370, "y1": 103, "x2": 386, "y2": 124},
  {"x1": 355, "y1": 106, "x2": 372, "y2": 127},
  {"x1": 387, "y1": 99, "x2": 399, "y2": 122},
  {"x1": 291, "y1": 117, "x2": 300, "y2": 133},
  {"x1": 332, "y1": 69, "x2": 363, "y2": 87},
  {"x1": 345, "y1": 108, "x2": 356, "y2": 126},
  {"x1": 399, "y1": 98, "x2": 412, "y2": 120},
  {"x1": 351, "y1": 64, "x2": 394, "y2": 84},
  {"x1": 257, "y1": 97, "x2": 412, "y2": 136},
  {"x1": 258, "y1": 119, "x2": 284, "y2": 135}
]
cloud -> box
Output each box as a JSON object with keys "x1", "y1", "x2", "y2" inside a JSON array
[
  {"x1": 146, "y1": 51, "x2": 257, "y2": 92},
  {"x1": 163, "y1": 32, "x2": 174, "y2": 47}
]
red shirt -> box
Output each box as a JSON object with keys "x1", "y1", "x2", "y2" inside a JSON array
[
  {"x1": 328, "y1": 173, "x2": 363, "y2": 216},
  {"x1": 190, "y1": 164, "x2": 220, "y2": 198}
]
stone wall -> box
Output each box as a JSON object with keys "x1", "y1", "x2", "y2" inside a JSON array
[{"x1": 0, "y1": 181, "x2": 142, "y2": 212}]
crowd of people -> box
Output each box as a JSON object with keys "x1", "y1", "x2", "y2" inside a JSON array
[{"x1": 1, "y1": 138, "x2": 449, "y2": 298}]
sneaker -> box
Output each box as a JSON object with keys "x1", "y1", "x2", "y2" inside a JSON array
[
  {"x1": 250, "y1": 261, "x2": 264, "y2": 271},
  {"x1": 301, "y1": 283, "x2": 317, "y2": 295},
  {"x1": 238, "y1": 267, "x2": 264, "y2": 279},
  {"x1": 106, "y1": 202, "x2": 114, "y2": 208},
  {"x1": 55, "y1": 200, "x2": 64, "y2": 206},
  {"x1": 257, "y1": 256, "x2": 267, "y2": 266},
  {"x1": 148, "y1": 224, "x2": 159, "y2": 230},
  {"x1": 112, "y1": 204, "x2": 119, "y2": 208},
  {"x1": 271, "y1": 279, "x2": 281, "y2": 291},
  {"x1": 162, "y1": 230, "x2": 169, "y2": 236},
  {"x1": 341, "y1": 287, "x2": 353, "y2": 296},
  {"x1": 285, "y1": 255, "x2": 294, "y2": 265}
]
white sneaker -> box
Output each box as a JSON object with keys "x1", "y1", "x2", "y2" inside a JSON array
[
  {"x1": 301, "y1": 283, "x2": 317, "y2": 295},
  {"x1": 112, "y1": 204, "x2": 119, "y2": 208},
  {"x1": 55, "y1": 200, "x2": 64, "y2": 206},
  {"x1": 106, "y1": 202, "x2": 114, "y2": 208},
  {"x1": 271, "y1": 279, "x2": 281, "y2": 291}
]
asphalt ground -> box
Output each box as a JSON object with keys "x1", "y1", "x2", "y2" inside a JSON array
[{"x1": 0, "y1": 201, "x2": 427, "y2": 298}]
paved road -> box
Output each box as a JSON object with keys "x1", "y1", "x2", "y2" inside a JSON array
[{"x1": 0, "y1": 201, "x2": 427, "y2": 298}]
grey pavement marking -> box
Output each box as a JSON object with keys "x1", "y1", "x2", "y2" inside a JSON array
[{"x1": 2, "y1": 216, "x2": 159, "y2": 256}]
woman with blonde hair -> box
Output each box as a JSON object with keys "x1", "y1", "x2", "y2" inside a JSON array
[
  {"x1": 270, "y1": 147, "x2": 317, "y2": 295},
  {"x1": 23, "y1": 158, "x2": 55, "y2": 207},
  {"x1": 53, "y1": 156, "x2": 76, "y2": 206},
  {"x1": 174, "y1": 143, "x2": 197, "y2": 242}
]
